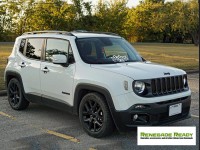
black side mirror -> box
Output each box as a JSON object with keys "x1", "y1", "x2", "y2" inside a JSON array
[{"x1": 141, "y1": 57, "x2": 146, "y2": 62}]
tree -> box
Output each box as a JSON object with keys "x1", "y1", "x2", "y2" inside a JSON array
[
  {"x1": 4, "y1": 0, "x2": 35, "y2": 35},
  {"x1": 126, "y1": 1, "x2": 164, "y2": 42},
  {"x1": 126, "y1": 0, "x2": 199, "y2": 44},
  {"x1": 71, "y1": 0, "x2": 98, "y2": 30},
  {"x1": 169, "y1": 0, "x2": 199, "y2": 45},
  {"x1": 144, "y1": 0, "x2": 165, "y2": 3},
  {"x1": 24, "y1": 0, "x2": 75, "y2": 31},
  {"x1": 0, "y1": 0, "x2": 198, "y2": 44},
  {"x1": 187, "y1": 0, "x2": 199, "y2": 45},
  {"x1": 0, "y1": 2, "x2": 14, "y2": 41},
  {"x1": 95, "y1": 0, "x2": 129, "y2": 37}
]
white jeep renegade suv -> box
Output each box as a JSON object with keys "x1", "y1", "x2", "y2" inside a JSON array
[{"x1": 4, "y1": 31, "x2": 191, "y2": 138}]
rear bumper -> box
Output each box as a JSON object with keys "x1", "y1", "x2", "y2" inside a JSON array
[{"x1": 112, "y1": 96, "x2": 191, "y2": 131}]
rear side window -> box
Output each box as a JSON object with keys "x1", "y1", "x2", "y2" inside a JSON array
[
  {"x1": 26, "y1": 38, "x2": 43, "y2": 60},
  {"x1": 19, "y1": 39, "x2": 26, "y2": 54}
]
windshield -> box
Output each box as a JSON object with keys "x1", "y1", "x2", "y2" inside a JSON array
[{"x1": 76, "y1": 37, "x2": 143, "y2": 64}]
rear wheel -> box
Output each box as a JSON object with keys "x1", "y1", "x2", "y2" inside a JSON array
[
  {"x1": 7, "y1": 78, "x2": 29, "y2": 110},
  {"x1": 79, "y1": 92, "x2": 114, "y2": 138}
]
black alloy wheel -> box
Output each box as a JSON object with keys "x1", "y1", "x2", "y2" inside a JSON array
[
  {"x1": 82, "y1": 99, "x2": 104, "y2": 132},
  {"x1": 8, "y1": 81, "x2": 20, "y2": 106},
  {"x1": 7, "y1": 78, "x2": 29, "y2": 110},
  {"x1": 79, "y1": 92, "x2": 114, "y2": 138}
]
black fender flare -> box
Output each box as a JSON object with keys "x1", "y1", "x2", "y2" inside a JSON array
[
  {"x1": 5, "y1": 71, "x2": 26, "y2": 97},
  {"x1": 5, "y1": 71, "x2": 23, "y2": 87},
  {"x1": 73, "y1": 83, "x2": 122, "y2": 131}
]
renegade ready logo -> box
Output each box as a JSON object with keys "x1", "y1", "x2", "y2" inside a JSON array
[
  {"x1": 140, "y1": 132, "x2": 193, "y2": 139},
  {"x1": 138, "y1": 127, "x2": 196, "y2": 145}
]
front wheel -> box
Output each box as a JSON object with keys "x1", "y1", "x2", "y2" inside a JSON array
[
  {"x1": 79, "y1": 92, "x2": 114, "y2": 138},
  {"x1": 7, "y1": 78, "x2": 29, "y2": 110}
]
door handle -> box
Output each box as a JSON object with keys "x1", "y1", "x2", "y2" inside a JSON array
[
  {"x1": 19, "y1": 62, "x2": 26, "y2": 68},
  {"x1": 42, "y1": 67, "x2": 49, "y2": 73}
]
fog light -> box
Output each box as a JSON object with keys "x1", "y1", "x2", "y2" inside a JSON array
[
  {"x1": 132, "y1": 114, "x2": 149, "y2": 123},
  {"x1": 133, "y1": 114, "x2": 138, "y2": 121}
]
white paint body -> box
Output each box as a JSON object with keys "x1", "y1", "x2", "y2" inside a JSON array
[{"x1": 5, "y1": 33, "x2": 191, "y2": 111}]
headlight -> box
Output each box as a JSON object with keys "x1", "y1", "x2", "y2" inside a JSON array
[
  {"x1": 183, "y1": 75, "x2": 187, "y2": 87},
  {"x1": 134, "y1": 81, "x2": 145, "y2": 94}
]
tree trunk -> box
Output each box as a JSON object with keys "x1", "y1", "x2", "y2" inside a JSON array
[
  {"x1": 191, "y1": 31, "x2": 199, "y2": 46},
  {"x1": 163, "y1": 33, "x2": 166, "y2": 43}
]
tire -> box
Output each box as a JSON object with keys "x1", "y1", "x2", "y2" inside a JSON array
[
  {"x1": 7, "y1": 78, "x2": 29, "y2": 110},
  {"x1": 79, "y1": 92, "x2": 114, "y2": 138}
]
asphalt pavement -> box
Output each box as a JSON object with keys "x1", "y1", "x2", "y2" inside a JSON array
[{"x1": 0, "y1": 73, "x2": 199, "y2": 150}]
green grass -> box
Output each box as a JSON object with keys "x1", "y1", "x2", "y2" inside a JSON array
[
  {"x1": 0, "y1": 43, "x2": 14, "y2": 90},
  {"x1": 0, "y1": 43, "x2": 199, "y2": 90},
  {"x1": 134, "y1": 43, "x2": 199, "y2": 70}
]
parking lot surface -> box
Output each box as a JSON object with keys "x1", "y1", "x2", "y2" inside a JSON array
[{"x1": 0, "y1": 73, "x2": 199, "y2": 150}]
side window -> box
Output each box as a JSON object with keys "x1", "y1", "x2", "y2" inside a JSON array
[
  {"x1": 26, "y1": 38, "x2": 43, "y2": 60},
  {"x1": 45, "y1": 39, "x2": 70, "y2": 62},
  {"x1": 19, "y1": 39, "x2": 26, "y2": 54},
  {"x1": 68, "y1": 45, "x2": 75, "y2": 63}
]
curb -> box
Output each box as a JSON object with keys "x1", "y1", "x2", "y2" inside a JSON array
[{"x1": 0, "y1": 90, "x2": 7, "y2": 96}]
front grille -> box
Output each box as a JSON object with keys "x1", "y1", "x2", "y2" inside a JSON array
[
  {"x1": 151, "y1": 75, "x2": 184, "y2": 96},
  {"x1": 156, "y1": 96, "x2": 188, "y2": 105}
]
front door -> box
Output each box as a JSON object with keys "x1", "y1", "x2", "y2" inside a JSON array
[{"x1": 40, "y1": 38, "x2": 75, "y2": 106}]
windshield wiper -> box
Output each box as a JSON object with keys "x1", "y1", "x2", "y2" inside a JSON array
[
  {"x1": 98, "y1": 61, "x2": 117, "y2": 64},
  {"x1": 115, "y1": 60, "x2": 139, "y2": 63},
  {"x1": 89, "y1": 61, "x2": 117, "y2": 64}
]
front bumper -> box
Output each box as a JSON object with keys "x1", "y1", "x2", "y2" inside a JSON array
[{"x1": 112, "y1": 96, "x2": 191, "y2": 131}]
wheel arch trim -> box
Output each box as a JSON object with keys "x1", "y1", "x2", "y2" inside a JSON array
[
  {"x1": 5, "y1": 71, "x2": 26, "y2": 96},
  {"x1": 73, "y1": 83, "x2": 122, "y2": 131}
]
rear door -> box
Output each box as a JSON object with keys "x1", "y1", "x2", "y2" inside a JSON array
[
  {"x1": 18, "y1": 38, "x2": 44, "y2": 96},
  {"x1": 40, "y1": 38, "x2": 75, "y2": 106}
]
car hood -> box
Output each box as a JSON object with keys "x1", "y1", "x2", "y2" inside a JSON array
[{"x1": 91, "y1": 62, "x2": 186, "y2": 80}]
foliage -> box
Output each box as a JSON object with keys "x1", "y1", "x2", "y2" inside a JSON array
[
  {"x1": 126, "y1": 1, "x2": 165, "y2": 42},
  {"x1": 126, "y1": 0, "x2": 199, "y2": 44},
  {"x1": 0, "y1": 0, "x2": 199, "y2": 45},
  {"x1": 95, "y1": 0, "x2": 128, "y2": 37}
]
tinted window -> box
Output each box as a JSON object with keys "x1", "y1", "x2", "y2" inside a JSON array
[
  {"x1": 68, "y1": 45, "x2": 75, "y2": 63},
  {"x1": 26, "y1": 38, "x2": 43, "y2": 60},
  {"x1": 45, "y1": 39, "x2": 69, "y2": 62},
  {"x1": 19, "y1": 39, "x2": 26, "y2": 54},
  {"x1": 76, "y1": 37, "x2": 142, "y2": 64}
]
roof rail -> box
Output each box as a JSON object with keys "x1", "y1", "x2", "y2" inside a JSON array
[
  {"x1": 72, "y1": 30, "x2": 87, "y2": 32},
  {"x1": 22, "y1": 30, "x2": 74, "y2": 36},
  {"x1": 71, "y1": 30, "x2": 119, "y2": 36}
]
